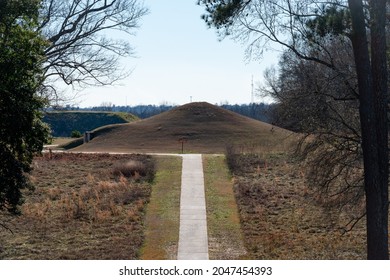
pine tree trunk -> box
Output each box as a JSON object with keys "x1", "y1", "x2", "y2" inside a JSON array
[{"x1": 348, "y1": 0, "x2": 389, "y2": 260}]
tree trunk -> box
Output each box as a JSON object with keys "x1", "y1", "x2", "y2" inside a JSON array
[{"x1": 348, "y1": 0, "x2": 389, "y2": 260}]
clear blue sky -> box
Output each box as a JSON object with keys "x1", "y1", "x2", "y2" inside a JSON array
[{"x1": 77, "y1": 0, "x2": 279, "y2": 107}]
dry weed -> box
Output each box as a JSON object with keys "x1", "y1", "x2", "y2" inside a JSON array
[
  {"x1": 0, "y1": 153, "x2": 154, "y2": 259},
  {"x1": 227, "y1": 150, "x2": 367, "y2": 259},
  {"x1": 113, "y1": 159, "x2": 154, "y2": 182}
]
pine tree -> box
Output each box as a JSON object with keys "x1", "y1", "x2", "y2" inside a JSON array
[{"x1": 0, "y1": 0, "x2": 50, "y2": 214}]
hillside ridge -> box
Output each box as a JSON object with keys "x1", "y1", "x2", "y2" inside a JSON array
[
  {"x1": 44, "y1": 111, "x2": 138, "y2": 137},
  {"x1": 73, "y1": 102, "x2": 293, "y2": 153}
]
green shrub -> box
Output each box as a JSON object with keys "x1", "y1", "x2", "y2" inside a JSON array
[{"x1": 70, "y1": 130, "x2": 82, "y2": 138}]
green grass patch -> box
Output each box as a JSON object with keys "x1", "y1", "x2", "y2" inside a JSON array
[
  {"x1": 140, "y1": 156, "x2": 182, "y2": 260},
  {"x1": 203, "y1": 155, "x2": 248, "y2": 259}
]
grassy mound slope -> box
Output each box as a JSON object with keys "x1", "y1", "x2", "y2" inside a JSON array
[
  {"x1": 44, "y1": 111, "x2": 138, "y2": 137},
  {"x1": 73, "y1": 102, "x2": 294, "y2": 154}
]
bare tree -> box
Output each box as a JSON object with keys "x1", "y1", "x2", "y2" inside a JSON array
[
  {"x1": 199, "y1": 0, "x2": 389, "y2": 259},
  {"x1": 262, "y1": 46, "x2": 365, "y2": 226},
  {"x1": 38, "y1": 0, "x2": 148, "y2": 103}
]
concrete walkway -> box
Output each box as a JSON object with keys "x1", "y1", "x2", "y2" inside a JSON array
[{"x1": 177, "y1": 154, "x2": 209, "y2": 260}]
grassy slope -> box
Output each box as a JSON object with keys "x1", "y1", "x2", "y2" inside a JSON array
[
  {"x1": 140, "y1": 156, "x2": 182, "y2": 259},
  {"x1": 44, "y1": 111, "x2": 138, "y2": 137},
  {"x1": 203, "y1": 155, "x2": 247, "y2": 259},
  {"x1": 72, "y1": 102, "x2": 294, "y2": 154}
]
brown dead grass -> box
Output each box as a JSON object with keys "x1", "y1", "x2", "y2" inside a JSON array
[
  {"x1": 0, "y1": 153, "x2": 155, "y2": 260},
  {"x1": 228, "y1": 151, "x2": 369, "y2": 259},
  {"x1": 72, "y1": 102, "x2": 294, "y2": 154}
]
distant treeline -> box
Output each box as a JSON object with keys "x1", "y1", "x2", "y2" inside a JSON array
[
  {"x1": 43, "y1": 111, "x2": 137, "y2": 137},
  {"x1": 220, "y1": 103, "x2": 272, "y2": 123},
  {"x1": 62, "y1": 103, "x2": 273, "y2": 123}
]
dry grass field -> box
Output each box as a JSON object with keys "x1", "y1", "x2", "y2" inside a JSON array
[
  {"x1": 0, "y1": 153, "x2": 155, "y2": 259},
  {"x1": 1, "y1": 102, "x2": 382, "y2": 260},
  {"x1": 226, "y1": 150, "x2": 369, "y2": 259}
]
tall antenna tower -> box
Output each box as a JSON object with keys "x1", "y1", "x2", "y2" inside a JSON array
[{"x1": 251, "y1": 75, "x2": 254, "y2": 103}]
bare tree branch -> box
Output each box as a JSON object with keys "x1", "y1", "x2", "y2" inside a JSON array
[
  {"x1": 341, "y1": 211, "x2": 366, "y2": 234},
  {"x1": 0, "y1": 221, "x2": 14, "y2": 235},
  {"x1": 38, "y1": 0, "x2": 148, "y2": 103}
]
